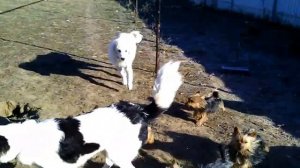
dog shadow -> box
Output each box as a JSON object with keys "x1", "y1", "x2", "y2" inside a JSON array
[
  {"x1": 84, "y1": 132, "x2": 221, "y2": 168},
  {"x1": 0, "y1": 117, "x2": 10, "y2": 125},
  {"x1": 19, "y1": 52, "x2": 121, "y2": 91},
  {"x1": 84, "y1": 161, "x2": 116, "y2": 168},
  {"x1": 258, "y1": 145, "x2": 300, "y2": 168},
  {"x1": 166, "y1": 102, "x2": 196, "y2": 124},
  {"x1": 0, "y1": 163, "x2": 15, "y2": 168},
  {"x1": 143, "y1": 131, "x2": 221, "y2": 167},
  {"x1": 84, "y1": 154, "x2": 167, "y2": 168}
]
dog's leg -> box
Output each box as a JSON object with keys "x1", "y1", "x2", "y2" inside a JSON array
[
  {"x1": 106, "y1": 145, "x2": 138, "y2": 168},
  {"x1": 102, "y1": 157, "x2": 114, "y2": 168},
  {"x1": 126, "y1": 66, "x2": 133, "y2": 90},
  {"x1": 118, "y1": 67, "x2": 128, "y2": 86},
  {"x1": 0, "y1": 149, "x2": 19, "y2": 163},
  {"x1": 118, "y1": 162, "x2": 135, "y2": 168},
  {"x1": 195, "y1": 112, "x2": 208, "y2": 126}
]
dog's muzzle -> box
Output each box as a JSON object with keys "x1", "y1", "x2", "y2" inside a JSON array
[{"x1": 120, "y1": 57, "x2": 125, "y2": 61}]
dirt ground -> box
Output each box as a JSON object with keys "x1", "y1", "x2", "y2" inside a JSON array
[{"x1": 0, "y1": 0, "x2": 300, "y2": 168}]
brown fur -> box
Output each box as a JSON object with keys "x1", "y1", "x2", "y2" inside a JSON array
[
  {"x1": 145, "y1": 126, "x2": 155, "y2": 144},
  {"x1": 193, "y1": 111, "x2": 208, "y2": 126},
  {"x1": 228, "y1": 127, "x2": 268, "y2": 168},
  {"x1": 186, "y1": 92, "x2": 208, "y2": 126},
  {"x1": 185, "y1": 91, "x2": 225, "y2": 126},
  {"x1": 205, "y1": 91, "x2": 226, "y2": 112}
]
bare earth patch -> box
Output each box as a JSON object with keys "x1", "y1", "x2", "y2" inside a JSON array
[{"x1": 0, "y1": 0, "x2": 299, "y2": 168}]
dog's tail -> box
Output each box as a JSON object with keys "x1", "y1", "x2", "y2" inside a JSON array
[{"x1": 144, "y1": 61, "x2": 182, "y2": 121}]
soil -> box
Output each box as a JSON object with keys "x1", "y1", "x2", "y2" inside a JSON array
[{"x1": 0, "y1": 0, "x2": 299, "y2": 168}]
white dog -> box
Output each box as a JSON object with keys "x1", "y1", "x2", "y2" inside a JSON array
[
  {"x1": 0, "y1": 61, "x2": 182, "y2": 168},
  {"x1": 108, "y1": 31, "x2": 143, "y2": 90}
]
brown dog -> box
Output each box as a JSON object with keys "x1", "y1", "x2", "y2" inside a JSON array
[
  {"x1": 186, "y1": 91, "x2": 225, "y2": 126},
  {"x1": 185, "y1": 91, "x2": 207, "y2": 126},
  {"x1": 228, "y1": 127, "x2": 268, "y2": 168}
]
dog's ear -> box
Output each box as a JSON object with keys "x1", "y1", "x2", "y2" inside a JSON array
[
  {"x1": 130, "y1": 31, "x2": 143, "y2": 43},
  {"x1": 115, "y1": 32, "x2": 121, "y2": 37},
  {"x1": 247, "y1": 129, "x2": 257, "y2": 138},
  {"x1": 233, "y1": 127, "x2": 240, "y2": 136}
]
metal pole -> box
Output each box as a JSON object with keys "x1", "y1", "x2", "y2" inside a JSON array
[
  {"x1": 135, "y1": 0, "x2": 138, "y2": 23},
  {"x1": 272, "y1": 0, "x2": 278, "y2": 22},
  {"x1": 155, "y1": 0, "x2": 161, "y2": 75},
  {"x1": 230, "y1": 0, "x2": 234, "y2": 11}
]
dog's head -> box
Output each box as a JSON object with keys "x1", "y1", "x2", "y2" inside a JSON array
[
  {"x1": 185, "y1": 91, "x2": 207, "y2": 110},
  {"x1": 204, "y1": 91, "x2": 225, "y2": 113},
  {"x1": 230, "y1": 127, "x2": 257, "y2": 157},
  {"x1": 229, "y1": 127, "x2": 268, "y2": 167},
  {"x1": 112, "y1": 31, "x2": 143, "y2": 62}
]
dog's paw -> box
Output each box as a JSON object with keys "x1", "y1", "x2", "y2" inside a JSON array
[
  {"x1": 122, "y1": 79, "x2": 128, "y2": 86},
  {"x1": 128, "y1": 83, "x2": 133, "y2": 90}
]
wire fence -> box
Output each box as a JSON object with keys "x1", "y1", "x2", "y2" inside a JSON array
[{"x1": 190, "y1": 0, "x2": 300, "y2": 27}]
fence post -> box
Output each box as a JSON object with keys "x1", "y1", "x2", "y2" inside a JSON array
[
  {"x1": 155, "y1": 0, "x2": 161, "y2": 75},
  {"x1": 272, "y1": 0, "x2": 278, "y2": 22},
  {"x1": 230, "y1": 0, "x2": 234, "y2": 11},
  {"x1": 135, "y1": 0, "x2": 138, "y2": 23}
]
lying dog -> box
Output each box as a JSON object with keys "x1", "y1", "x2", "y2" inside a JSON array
[
  {"x1": 228, "y1": 127, "x2": 269, "y2": 168},
  {"x1": 0, "y1": 61, "x2": 182, "y2": 168},
  {"x1": 108, "y1": 31, "x2": 143, "y2": 90},
  {"x1": 186, "y1": 91, "x2": 225, "y2": 126}
]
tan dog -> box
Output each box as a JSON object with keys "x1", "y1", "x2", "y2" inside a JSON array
[
  {"x1": 228, "y1": 127, "x2": 268, "y2": 168},
  {"x1": 186, "y1": 91, "x2": 225, "y2": 126},
  {"x1": 185, "y1": 91, "x2": 207, "y2": 126}
]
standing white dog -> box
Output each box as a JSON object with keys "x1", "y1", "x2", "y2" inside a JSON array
[{"x1": 108, "y1": 31, "x2": 143, "y2": 90}]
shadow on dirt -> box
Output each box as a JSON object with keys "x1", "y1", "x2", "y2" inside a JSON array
[
  {"x1": 0, "y1": 163, "x2": 15, "y2": 168},
  {"x1": 259, "y1": 145, "x2": 300, "y2": 168},
  {"x1": 84, "y1": 138, "x2": 300, "y2": 168},
  {"x1": 84, "y1": 161, "x2": 112, "y2": 168},
  {"x1": 19, "y1": 52, "x2": 121, "y2": 91},
  {"x1": 143, "y1": 131, "x2": 220, "y2": 167},
  {"x1": 85, "y1": 156, "x2": 166, "y2": 168},
  {"x1": 116, "y1": 0, "x2": 300, "y2": 138},
  {"x1": 166, "y1": 102, "x2": 195, "y2": 124},
  {"x1": 0, "y1": 37, "x2": 111, "y2": 65}
]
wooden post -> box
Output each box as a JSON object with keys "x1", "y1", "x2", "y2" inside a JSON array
[{"x1": 155, "y1": 0, "x2": 161, "y2": 75}]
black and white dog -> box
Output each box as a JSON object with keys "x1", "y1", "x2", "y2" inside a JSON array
[{"x1": 0, "y1": 61, "x2": 182, "y2": 168}]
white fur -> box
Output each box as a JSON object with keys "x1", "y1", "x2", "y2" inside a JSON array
[
  {"x1": 153, "y1": 61, "x2": 182, "y2": 109},
  {"x1": 108, "y1": 31, "x2": 143, "y2": 90},
  {"x1": 0, "y1": 61, "x2": 182, "y2": 168}
]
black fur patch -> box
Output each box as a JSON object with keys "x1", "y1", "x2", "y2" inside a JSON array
[
  {"x1": 114, "y1": 100, "x2": 166, "y2": 144},
  {"x1": 138, "y1": 123, "x2": 148, "y2": 144},
  {"x1": 114, "y1": 101, "x2": 147, "y2": 124},
  {"x1": 114, "y1": 100, "x2": 167, "y2": 124},
  {"x1": 56, "y1": 117, "x2": 100, "y2": 163},
  {"x1": 0, "y1": 135, "x2": 10, "y2": 157},
  {"x1": 144, "y1": 100, "x2": 167, "y2": 121}
]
